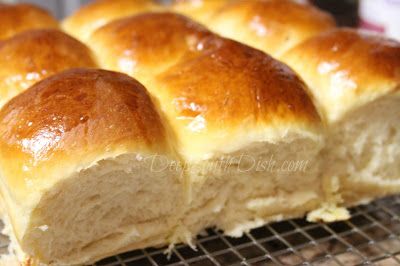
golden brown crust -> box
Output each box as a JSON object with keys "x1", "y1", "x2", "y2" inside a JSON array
[
  {"x1": 91, "y1": 12, "x2": 319, "y2": 127},
  {"x1": 171, "y1": 0, "x2": 231, "y2": 24},
  {"x1": 282, "y1": 28, "x2": 400, "y2": 122},
  {"x1": 0, "y1": 29, "x2": 97, "y2": 107},
  {"x1": 0, "y1": 3, "x2": 58, "y2": 41},
  {"x1": 89, "y1": 12, "x2": 321, "y2": 159},
  {"x1": 62, "y1": 0, "x2": 161, "y2": 41},
  {"x1": 158, "y1": 38, "x2": 320, "y2": 129},
  {"x1": 208, "y1": 0, "x2": 336, "y2": 58},
  {"x1": 90, "y1": 12, "x2": 215, "y2": 83},
  {"x1": 0, "y1": 68, "x2": 169, "y2": 194}
]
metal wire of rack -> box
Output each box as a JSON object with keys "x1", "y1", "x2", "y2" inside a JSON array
[
  {"x1": 1, "y1": 195, "x2": 399, "y2": 266},
  {"x1": 91, "y1": 195, "x2": 400, "y2": 266}
]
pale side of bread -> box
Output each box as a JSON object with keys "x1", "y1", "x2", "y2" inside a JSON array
[
  {"x1": 282, "y1": 29, "x2": 400, "y2": 207},
  {"x1": 0, "y1": 3, "x2": 58, "y2": 41},
  {"x1": 0, "y1": 69, "x2": 184, "y2": 265},
  {"x1": 89, "y1": 12, "x2": 325, "y2": 240},
  {"x1": 0, "y1": 29, "x2": 97, "y2": 108}
]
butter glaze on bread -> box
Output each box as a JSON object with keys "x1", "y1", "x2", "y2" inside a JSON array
[
  {"x1": 91, "y1": 12, "x2": 321, "y2": 158},
  {"x1": 0, "y1": 29, "x2": 97, "y2": 108},
  {"x1": 62, "y1": 0, "x2": 161, "y2": 42},
  {"x1": 90, "y1": 12, "x2": 324, "y2": 238},
  {"x1": 0, "y1": 3, "x2": 58, "y2": 41},
  {"x1": 283, "y1": 29, "x2": 400, "y2": 209},
  {"x1": 204, "y1": 0, "x2": 335, "y2": 58},
  {"x1": 90, "y1": 12, "x2": 214, "y2": 86},
  {"x1": 0, "y1": 68, "x2": 183, "y2": 265}
]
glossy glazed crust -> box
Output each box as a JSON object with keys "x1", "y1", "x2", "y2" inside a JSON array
[
  {"x1": 0, "y1": 29, "x2": 97, "y2": 107},
  {"x1": 90, "y1": 12, "x2": 321, "y2": 159},
  {"x1": 90, "y1": 12, "x2": 214, "y2": 81},
  {"x1": 62, "y1": 0, "x2": 160, "y2": 41},
  {"x1": 209, "y1": 0, "x2": 335, "y2": 57},
  {"x1": 0, "y1": 68, "x2": 169, "y2": 199},
  {"x1": 171, "y1": 0, "x2": 231, "y2": 24},
  {"x1": 158, "y1": 38, "x2": 321, "y2": 130},
  {"x1": 0, "y1": 3, "x2": 58, "y2": 41},
  {"x1": 282, "y1": 29, "x2": 400, "y2": 122}
]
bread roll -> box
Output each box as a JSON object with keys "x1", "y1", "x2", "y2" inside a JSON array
[
  {"x1": 170, "y1": 0, "x2": 231, "y2": 24},
  {"x1": 89, "y1": 12, "x2": 214, "y2": 86},
  {"x1": 282, "y1": 29, "x2": 400, "y2": 208},
  {"x1": 202, "y1": 0, "x2": 336, "y2": 58},
  {"x1": 62, "y1": 0, "x2": 161, "y2": 42},
  {"x1": 0, "y1": 29, "x2": 97, "y2": 108},
  {"x1": 0, "y1": 3, "x2": 58, "y2": 41},
  {"x1": 0, "y1": 68, "x2": 184, "y2": 265},
  {"x1": 90, "y1": 12, "x2": 325, "y2": 236}
]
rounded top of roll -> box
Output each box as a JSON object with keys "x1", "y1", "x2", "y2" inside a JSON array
[
  {"x1": 208, "y1": 0, "x2": 336, "y2": 58},
  {"x1": 62, "y1": 0, "x2": 160, "y2": 42},
  {"x1": 282, "y1": 28, "x2": 400, "y2": 122},
  {"x1": 0, "y1": 68, "x2": 170, "y2": 190},
  {"x1": 158, "y1": 38, "x2": 321, "y2": 130},
  {"x1": 90, "y1": 12, "x2": 215, "y2": 84},
  {"x1": 0, "y1": 3, "x2": 58, "y2": 41},
  {"x1": 0, "y1": 29, "x2": 97, "y2": 108}
]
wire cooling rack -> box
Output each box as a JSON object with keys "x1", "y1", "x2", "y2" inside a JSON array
[
  {"x1": 91, "y1": 195, "x2": 400, "y2": 266},
  {"x1": 1, "y1": 195, "x2": 399, "y2": 266}
]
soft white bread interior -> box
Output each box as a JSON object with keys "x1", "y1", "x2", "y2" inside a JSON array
[
  {"x1": 0, "y1": 29, "x2": 97, "y2": 108},
  {"x1": 62, "y1": 0, "x2": 161, "y2": 42},
  {"x1": 282, "y1": 29, "x2": 400, "y2": 208},
  {"x1": 89, "y1": 12, "x2": 325, "y2": 237},
  {"x1": 0, "y1": 68, "x2": 184, "y2": 265},
  {"x1": 0, "y1": 3, "x2": 58, "y2": 41},
  {"x1": 180, "y1": 0, "x2": 336, "y2": 58}
]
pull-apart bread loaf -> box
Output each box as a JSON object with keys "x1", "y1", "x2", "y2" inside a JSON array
[
  {"x1": 282, "y1": 29, "x2": 400, "y2": 209},
  {"x1": 171, "y1": 0, "x2": 336, "y2": 59},
  {"x1": 0, "y1": 3, "x2": 58, "y2": 41},
  {"x1": 2, "y1": 1, "x2": 399, "y2": 265},
  {"x1": 0, "y1": 29, "x2": 97, "y2": 108},
  {"x1": 89, "y1": 12, "x2": 325, "y2": 237},
  {"x1": 0, "y1": 12, "x2": 326, "y2": 265},
  {"x1": 0, "y1": 68, "x2": 184, "y2": 265}
]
